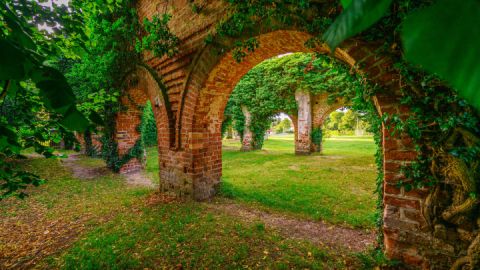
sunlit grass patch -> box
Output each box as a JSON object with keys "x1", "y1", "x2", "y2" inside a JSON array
[
  {"x1": 54, "y1": 202, "x2": 347, "y2": 269},
  {"x1": 221, "y1": 134, "x2": 378, "y2": 229},
  {"x1": 145, "y1": 147, "x2": 160, "y2": 185}
]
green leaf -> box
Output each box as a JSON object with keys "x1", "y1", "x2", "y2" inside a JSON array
[
  {"x1": 60, "y1": 106, "x2": 89, "y2": 132},
  {"x1": 3, "y1": 7, "x2": 36, "y2": 50},
  {"x1": 341, "y1": 0, "x2": 352, "y2": 8},
  {"x1": 36, "y1": 67, "x2": 77, "y2": 114},
  {"x1": 0, "y1": 40, "x2": 26, "y2": 80},
  {"x1": 402, "y1": 0, "x2": 480, "y2": 111},
  {"x1": 89, "y1": 111, "x2": 105, "y2": 126},
  {"x1": 323, "y1": 0, "x2": 392, "y2": 50}
]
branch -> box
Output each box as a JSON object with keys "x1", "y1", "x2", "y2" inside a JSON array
[{"x1": 0, "y1": 80, "x2": 11, "y2": 101}]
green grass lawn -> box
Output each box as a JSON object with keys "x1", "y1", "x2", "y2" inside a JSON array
[
  {"x1": 221, "y1": 134, "x2": 378, "y2": 229},
  {"x1": 57, "y1": 202, "x2": 350, "y2": 270},
  {"x1": 145, "y1": 146, "x2": 160, "y2": 185},
  {"x1": 1, "y1": 157, "x2": 369, "y2": 269}
]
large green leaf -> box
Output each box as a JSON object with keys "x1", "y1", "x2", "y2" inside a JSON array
[
  {"x1": 60, "y1": 106, "x2": 89, "y2": 132},
  {"x1": 341, "y1": 0, "x2": 352, "y2": 8},
  {"x1": 402, "y1": 0, "x2": 480, "y2": 111},
  {"x1": 323, "y1": 0, "x2": 392, "y2": 50},
  {"x1": 3, "y1": 7, "x2": 36, "y2": 51},
  {"x1": 0, "y1": 40, "x2": 26, "y2": 80},
  {"x1": 36, "y1": 67, "x2": 77, "y2": 114}
]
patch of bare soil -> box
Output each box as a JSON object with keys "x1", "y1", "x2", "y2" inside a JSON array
[
  {"x1": 123, "y1": 171, "x2": 156, "y2": 188},
  {"x1": 144, "y1": 192, "x2": 181, "y2": 206},
  {"x1": 61, "y1": 154, "x2": 110, "y2": 179},
  {"x1": 62, "y1": 154, "x2": 155, "y2": 188},
  {"x1": 206, "y1": 200, "x2": 375, "y2": 252}
]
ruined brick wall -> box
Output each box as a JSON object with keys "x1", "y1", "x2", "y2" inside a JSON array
[
  {"x1": 116, "y1": 66, "x2": 172, "y2": 174},
  {"x1": 114, "y1": 1, "x2": 462, "y2": 268},
  {"x1": 75, "y1": 131, "x2": 102, "y2": 154}
]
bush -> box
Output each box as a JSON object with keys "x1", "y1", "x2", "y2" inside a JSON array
[{"x1": 140, "y1": 102, "x2": 157, "y2": 147}]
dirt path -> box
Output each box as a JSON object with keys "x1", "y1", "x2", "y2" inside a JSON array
[
  {"x1": 123, "y1": 171, "x2": 156, "y2": 188},
  {"x1": 61, "y1": 154, "x2": 110, "y2": 179},
  {"x1": 62, "y1": 154, "x2": 156, "y2": 187},
  {"x1": 206, "y1": 200, "x2": 376, "y2": 252}
]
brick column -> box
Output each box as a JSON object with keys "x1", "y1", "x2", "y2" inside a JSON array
[
  {"x1": 240, "y1": 105, "x2": 255, "y2": 151},
  {"x1": 311, "y1": 94, "x2": 345, "y2": 153},
  {"x1": 115, "y1": 92, "x2": 146, "y2": 174},
  {"x1": 295, "y1": 90, "x2": 312, "y2": 155}
]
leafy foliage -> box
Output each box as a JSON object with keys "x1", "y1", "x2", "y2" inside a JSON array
[
  {"x1": 65, "y1": 0, "x2": 178, "y2": 170},
  {"x1": 323, "y1": 0, "x2": 392, "y2": 50},
  {"x1": 1, "y1": 0, "x2": 179, "y2": 198},
  {"x1": 141, "y1": 102, "x2": 158, "y2": 147},
  {"x1": 0, "y1": 1, "x2": 88, "y2": 131},
  {"x1": 402, "y1": 0, "x2": 480, "y2": 111},
  {"x1": 323, "y1": 109, "x2": 371, "y2": 136},
  {"x1": 136, "y1": 14, "x2": 180, "y2": 57},
  {"x1": 0, "y1": 0, "x2": 89, "y2": 199},
  {"x1": 225, "y1": 52, "x2": 366, "y2": 149},
  {"x1": 325, "y1": 0, "x2": 480, "y2": 112}
]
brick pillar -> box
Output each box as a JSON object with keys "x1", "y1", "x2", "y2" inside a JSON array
[
  {"x1": 240, "y1": 105, "x2": 255, "y2": 151},
  {"x1": 115, "y1": 93, "x2": 145, "y2": 174},
  {"x1": 311, "y1": 94, "x2": 345, "y2": 153},
  {"x1": 295, "y1": 90, "x2": 312, "y2": 155}
]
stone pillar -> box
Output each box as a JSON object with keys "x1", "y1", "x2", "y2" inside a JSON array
[
  {"x1": 294, "y1": 90, "x2": 312, "y2": 155},
  {"x1": 240, "y1": 105, "x2": 255, "y2": 151}
]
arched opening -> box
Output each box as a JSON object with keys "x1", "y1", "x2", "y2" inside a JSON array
[
  {"x1": 114, "y1": 66, "x2": 171, "y2": 186},
  {"x1": 218, "y1": 52, "x2": 381, "y2": 232},
  {"x1": 178, "y1": 29, "x2": 419, "y2": 261}
]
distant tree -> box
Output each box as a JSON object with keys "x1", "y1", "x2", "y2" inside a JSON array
[
  {"x1": 325, "y1": 111, "x2": 344, "y2": 131},
  {"x1": 339, "y1": 110, "x2": 356, "y2": 131},
  {"x1": 280, "y1": 118, "x2": 292, "y2": 131}
]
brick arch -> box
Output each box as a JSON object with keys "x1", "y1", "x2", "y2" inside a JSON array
[
  {"x1": 181, "y1": 30, "x2": 399, "y2": 195},
  {"x1": 115, "y1": 65, "x2": 172, "y2": 173},
  {"x1": 179, "y1": 29, "x2": 427, "y2": 266}
]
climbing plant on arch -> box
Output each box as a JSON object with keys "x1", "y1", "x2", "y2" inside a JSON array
[
  {"x1": 165, "y1": 1, "x2": 480, "y2": 268},
  {"x1": 224, "y1": 52, "x2": 368, "y2": 151}
]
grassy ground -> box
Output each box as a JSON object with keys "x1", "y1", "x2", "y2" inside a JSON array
[
  {"x1": 57, "y1": 202, "x2": 350, "y2": 269},
  {"x1": 1, "y1": 157, "x2": 372, "y2": 269},
  {"x1": 221, "y1": 134, "x2": 378, "y2": 229},
  {"x1": 145, "y1": 146, "x2": 160, "y2": 185},
  {"x1": 0, "y1": 157, "x2": 151, "y2": 268}
]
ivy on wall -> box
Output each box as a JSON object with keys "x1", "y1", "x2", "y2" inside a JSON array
[
  {"x1": 141, "y1": 101, "x2": 158, "y2": 148},
  {"x1": 64, "y1": 0, "x2": 178, "y2": 172},
  {"x1": 224, "y1": 52, "x2": 365, "y2": 149},
  {"x1": 207, "y1": 1, "x2": 480, "y2": 265}
]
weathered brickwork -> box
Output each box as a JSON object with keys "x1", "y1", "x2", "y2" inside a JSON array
[
  {"x1": 75, "y1": 131, "x2": 102, "y2": 154},
  {"x1": 240, "y1": 105, "x2": 255, "y2": 151},
  {"x1": 93, "y1": 1, "x2": 464, "y2": 268},
  {"x1": 295, "y1": 90, "x2": 313, "y2": 155}
]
